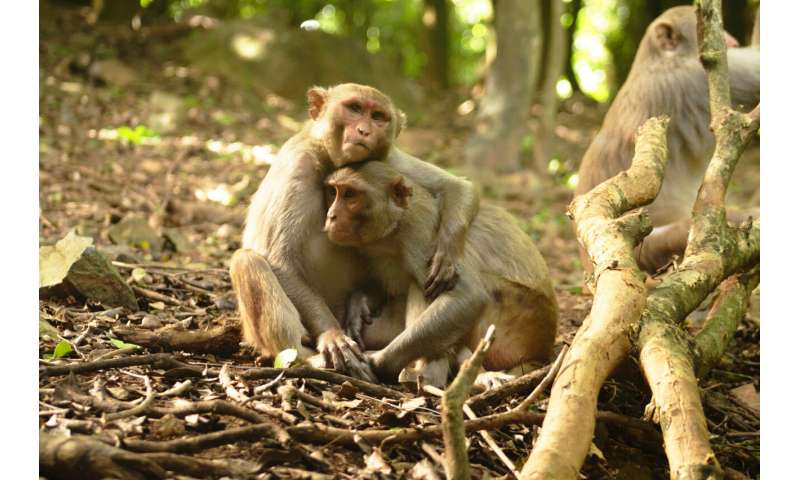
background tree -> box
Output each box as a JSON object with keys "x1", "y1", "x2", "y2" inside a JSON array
[{"x1": 464, "y1": 0, "x2": 542, "y2": 173}]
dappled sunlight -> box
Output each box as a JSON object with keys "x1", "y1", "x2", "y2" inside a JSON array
[
  {"x1": 231, "y1": 31, "x2": 274, "y2": 60},
  {"x1": 573, "y1": 0, "x2": 619, "y2": 102}
]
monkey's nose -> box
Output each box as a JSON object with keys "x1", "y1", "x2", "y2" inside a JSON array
[{"x1": 357, "y1": 127, "x2": 370, "y2": 136}]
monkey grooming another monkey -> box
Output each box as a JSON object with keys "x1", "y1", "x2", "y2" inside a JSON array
[
  {"x1": 324, "y1": 161, "x2": 559, "y2": 384},
  {"x1": 230, "y1": 84, "x2": 479, "y2": 379},
  {"x1": 574, "y1": 6, "x2": 759, "y2": 273}
]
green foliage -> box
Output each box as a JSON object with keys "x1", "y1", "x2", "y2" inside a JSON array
[
  {"x1": 573, "y1": 0, "x2": 620, "y2": 103},
  {"x1": 43, "y1": 340, "x2": 73, "y2": 360},
  {"x1": 115, "y1": 126, "x2": 160, "y2": 145}
]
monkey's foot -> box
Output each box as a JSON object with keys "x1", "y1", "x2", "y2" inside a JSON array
[{"x1": 398, "y1": 358, "x2": 449, "y2": 391}]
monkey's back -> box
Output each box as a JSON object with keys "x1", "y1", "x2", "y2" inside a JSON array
[
  {"x1": 465, "y1": 204, "x2": 557, "y2": 307},
  {"x1": 465, "y1": 203, "x2": 559, "y2": 367}
]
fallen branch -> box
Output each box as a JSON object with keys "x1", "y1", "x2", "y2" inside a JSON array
[
  {"x1": 522, "y1": 116, "x2": 669, "y2": 478},
  {"x1": 113, "y1": 324, "x2": 241, "y2": 355},
  {"x1": 39, "y1": 353, "x2": 204, "y2": 378},
  {"x1": 40, "y1": 433, "x2": 165, "y2": 480},
  {"x1": 633, "y1": 3, "x2": 761, "y2": 478},
  {"x1": 694, "y1": 267, "x2": 760, "y2": 377},
  {"x1": 124, "y1": 421, "x2": 289, "y2": 453}
]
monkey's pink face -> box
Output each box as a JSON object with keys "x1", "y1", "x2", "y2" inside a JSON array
[
  {"x1": 324, "y1": 180, "x2": 367, "y2": 246},
  {"x1": 335, "y1": 97, "x2": 393, "y2": 164}
]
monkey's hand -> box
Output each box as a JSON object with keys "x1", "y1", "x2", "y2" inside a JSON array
[
  {"x1": 343, "y1": 292, "x2": 373, "y2": 350},
  {"x1": 425, "y1": 242, "x2": 461, "y2": 300},
  {"x1": 317, "y1": 329, "x2": 377, "y2": 382}
]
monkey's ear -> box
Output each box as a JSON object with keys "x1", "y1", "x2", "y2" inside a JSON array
[
  {"x1": 389, "y1": 177, "x2": 413, "y2": 208},
  {"x1": 307, "y1": 86, "x2": 328, "y2": 120},
  {"x1": 654, "y1": 22, "x2": 679, "y2": 51},
  {"x1": 394, "y1": 110, "x2": 407, "y2": 138}
]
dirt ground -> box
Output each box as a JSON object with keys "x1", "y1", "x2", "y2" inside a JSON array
[{"x1": 39, "y1": 6, "x2": 760, "y2": 479}]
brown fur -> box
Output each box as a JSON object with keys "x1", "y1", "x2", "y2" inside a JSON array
[
  {"x1": 325, "y1": 162, "x2": 558, "y2": 382},
  {"x1": 230, "y1": 84, "x2": 478, "y2": 380},
  {"x1": 574, "y1": 6, "x2": 759, "y2": 273}
]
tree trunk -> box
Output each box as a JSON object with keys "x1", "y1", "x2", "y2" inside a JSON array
[
  {"x1": 563, "y1": 0, "x2": 583, "y2": 96},
  {"x1": 422, "y1": 0, "x2": 450, "y2": 90},
  {"x1": 533, "y1": 0, "x2": 568, "y2": 174},
  {"x1": 465, "y1": 0, "x2": 543, "y2": 173}
]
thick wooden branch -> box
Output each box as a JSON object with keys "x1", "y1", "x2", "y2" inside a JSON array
[
  {"x1": 633, "y1": 3, "x2": 761, "y2": 479},
  {"x1": 693, "y1": 267, "x2": 760, "y2": 377},
  {"x1": 521, "y1": 117, "x2": 669, "y2": 479}
]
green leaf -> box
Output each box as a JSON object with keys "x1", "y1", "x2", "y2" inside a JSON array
[
  {"x1": 273, "y1": 348, "x2": 298, "y2": 369},
  {"x1": 44, "y1": 340, "x2": 73, "y2": 360},
  {"x1": 109, "y1": 338, "x2": 141, "y2": 350}
]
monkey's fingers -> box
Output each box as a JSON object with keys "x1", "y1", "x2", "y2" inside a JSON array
[
  {"x1": 426, "y1": 252, "x2": 445, "y2": 285},
  {"x1": 344, "y1": 355, "x2": 378, "y2": 383},
  {"x1": 342, "y1": 336, "x2": 369, "y2": 363},
  {"x1": 347, "y1": 325, "x2": 366, "y2": 350},
  {"x1": 326, "y1": 344, "x2": 347, "y2": 372},
  {"x1": 360, "y1": 302, "x2": 374, "y2": 325},
  {"x1": 425, "y1": 266, "x2": 459, "y2": 300}
]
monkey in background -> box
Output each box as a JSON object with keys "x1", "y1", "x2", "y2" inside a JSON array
[
  {"x1": 324, "y1": 161, "x2": 559, "y2": 387},
  {"x1": 230, "y1": 84, "x2": 479, "y2": 380},
  {"x1": 574, "y1": 6, "x2": 760, "y2": 273}
]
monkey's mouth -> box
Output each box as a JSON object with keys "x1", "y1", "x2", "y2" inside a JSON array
[{"x1": 343, "y1": 139, "x2": 370, "y2": 151}]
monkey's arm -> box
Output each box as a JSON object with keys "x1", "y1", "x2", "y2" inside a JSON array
[
  {"x1": 389, "y1": 150, "x2": 480, "y2": 299},
  {"x1": 370, "y1": 272, "x2": 489, "y2": 379}
]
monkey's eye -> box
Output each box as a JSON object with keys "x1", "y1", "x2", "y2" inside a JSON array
[
  {"x1": 371, "y1": 111, "x2": 387, "y2": 122},
  {"x1": 346, "y1": 103, "x2": 362, "y2": 114},
  {"x1": 326, "y1": 185, "x2": 336, "y2": 198},
  {"x1": 343, "y1": 188, "x2": 356, "y2": 199}
]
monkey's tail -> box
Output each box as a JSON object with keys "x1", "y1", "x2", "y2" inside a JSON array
[{"x1": 230, "y1": 249, "x2": 311, "y2": 359}]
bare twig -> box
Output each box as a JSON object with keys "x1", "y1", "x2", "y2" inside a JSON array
[
  {"x1": 106, "y1": 376, "x2": 156, "y2": 421},
  {"x1": 426, "y1": 384, "x2": 519, "y2": 479},
  {"x1": 516, "y1": 345, "x2": 567, "y2": 412},
  {"x1": 442, "y1": 325, "x2": 496, "y2": 480},
  {"x1": 132, "y1": 285, "x2": 182, "y2": 306},
  {"x1": 240, "y1": 366, "x2": 407, "y2": 400}
]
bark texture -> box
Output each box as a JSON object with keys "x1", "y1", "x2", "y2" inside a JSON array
[{"x1": 520, "y1": 117, "x2": 669, "y2": 479}]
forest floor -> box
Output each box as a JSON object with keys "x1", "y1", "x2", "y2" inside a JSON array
[{"x1": 38, "y1": 6, "x2": 761, "y2": 479}]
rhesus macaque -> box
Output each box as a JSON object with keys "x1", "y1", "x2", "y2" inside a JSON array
[
  {"x1": 230, "y1": 84, "x2": 479, "y2": 379},
  {"x1": 574, "y1": 6, "x2": 760, "y2": 273},
  {"x1": 324, "y1": 161, "x2": 559, "y2": 383}
]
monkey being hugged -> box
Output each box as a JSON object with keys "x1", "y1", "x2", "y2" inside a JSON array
[
  {"x1": 324, "y1": 161, "x2": 559, "y2": 386},
  {"x1": 230, "y1": 84, "x2": 479, "y2": 381}
]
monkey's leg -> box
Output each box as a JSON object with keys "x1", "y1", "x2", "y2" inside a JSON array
[
  {"x1": 230, "y1": 248, "x2": 311, "y2": 359},
  {"x1": 397, "y1": 285, "x2": 451, "y2": 389}
]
